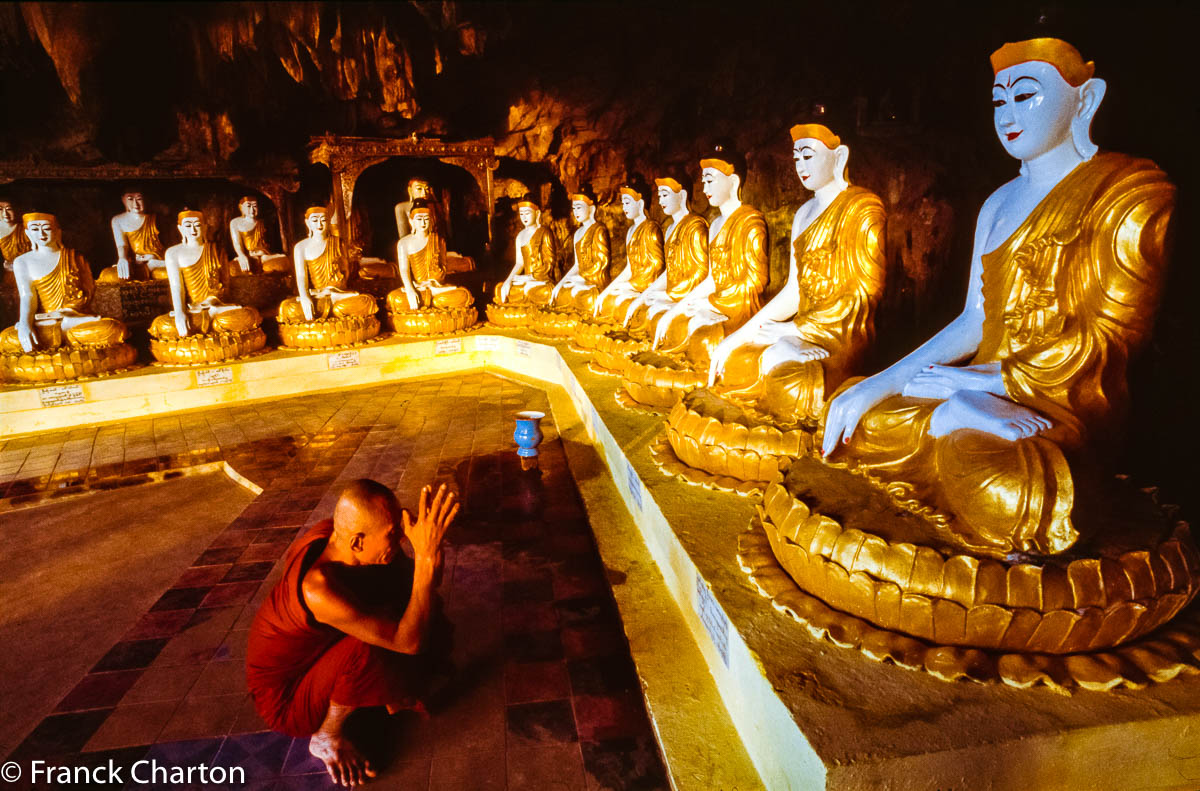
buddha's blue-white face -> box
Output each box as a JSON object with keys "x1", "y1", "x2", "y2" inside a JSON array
[
  {"x1": 701, "y1": 168, "x2": 735, "y2": 206},
  {"x1": 992, "y1": 60, "x2": 1077, "y2": 162},
  {"x1": 657, "y1": 186, "x2": 683, "y2": 215},
  {"x1": 179, "y1": 217, "x2": 203, "y2": 242},
  {"x1": 620, "y1": 194, "x2": 641, "y2": 220},
  {"x1": 571, "y1": 200, "x2": 590, "y2": 223},
  {"x1": 26, "y1": 220, "x2": 55, "y2": 248},
  {"x1": 793, "y1": 139, "x2": 837, "y2": 191},
  {"x1": 306, "y1": 212, "x2": 328, "y2": 235},
  {"x1": 0, "y1": 203, "x2": 15, "y2": 225},
  {"x1": 518, "y1": 206, "x2": 536, "y2": 228}
]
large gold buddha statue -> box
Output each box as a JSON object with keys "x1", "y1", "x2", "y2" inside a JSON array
[
  {"x1": 531, "y1": 188, "x2": 611, "y2": 338},
  {"x1": 148, "y1": 211, "x2": 267, "y2": 364},
  {"x1": 277, "y1": 207, "x2": 380, "y2": 348},
  {"x1": 748, "y1": 40, "x2": 1198, "y2": 683},
  {"x1": 99, "y1": 190, "x2": 168, "y2": 282},
  {"x1": 1, "y1": 213, "x2": 135, "y2": 382},
  {"x1": 229, "y1": 196, "x2": 291, "y2": 276},
  {"x1": 661, "y1": 125, "x2": 887, "y2": 487},
  {"x1": 387, "y1": 199, "x2": 477, "y2": 335},
  {"x1": 575, "y1": 178, "x2": 665, "y2": 350},
  {"x1": 486, "y1": 196, "x2": 559, "y2": 327},
  {"x1": 622, "y1": 144, "x2": 768, "y2": 409}
]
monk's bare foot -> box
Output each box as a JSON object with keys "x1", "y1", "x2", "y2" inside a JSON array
[
  {"x1": 929, "y1": 390, "x2": 1052, "y2": 440},
  {"x1": 309, "y1": 730, "x2": 376, "y2": 787}
]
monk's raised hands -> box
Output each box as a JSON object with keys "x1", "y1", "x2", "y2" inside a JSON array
[{"x1": 402, "y1": 483, "x2": 459, "y2": 560}]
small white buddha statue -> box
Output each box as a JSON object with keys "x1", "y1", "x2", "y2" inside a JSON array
[
  {"x1": 0, "y1": 200, "x2": 31, "y2": 269},
  {"x1": 229, "y1": 196, "x2": 291, "y2": 276},
  {"x1": 548, "y1": 187, "x2": 610, "y2": 313},
  {"x1": 592, "y1": 177, "x2": 664, "y2": 323}
]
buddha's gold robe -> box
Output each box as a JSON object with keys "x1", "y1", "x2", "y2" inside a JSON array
[
  {"x1": 551, "y1": 223, "x2": 610, "y2": 312},
  {"x1": 717, "y1": 186, "x2": 886, "y2": 418},
  {"x1": 494, "y1": 226, "x2": 558, "y2": 305},
  {"x1": 388, "y1": 233, "x2": 473, "y2": 312},
  {"x1": 597, "y1": 220, "x2": 665, "y2": 321},
  {"x1": 1, "y1": 249, "x2": 127, "y2": 351},
  {"x1": 0, "y1": 226, "x2": 30, "y2": 265},
  {"x1": 279, "y1": 237, "x2": 377, "y2": 322},
  {"x1": 660, "y1": 204, "x2": 768, "y2": 366},
  {"x1": 829, "y1": 153, "x2": 1174, "y2": 556},
  {"x1": 630, "y1": 213, "x2": 709, "y2": 336},
  {"x1": 150, "y1": 244, "x2": 261, "y2": 339}
]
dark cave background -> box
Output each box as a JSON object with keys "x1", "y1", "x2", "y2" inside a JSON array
[{"x1": 0, "y1": 0, "x2": 1196, "y2": 515}]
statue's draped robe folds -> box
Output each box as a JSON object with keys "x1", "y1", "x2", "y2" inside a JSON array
[
  {"x1": 727, "y1": 186, "x2": 889, "y2": 419},
  {"x1": 597, "y1": 220, "x2": 665, "y2": 321},
  {"x1": 149, "y1": 244, "x2": 261, "y2": 339},
  {"x1": 0, "y1": 227, "x2": 30, "y2": 265},
  {"x1": 236, "y1": 221, "x2": 290, "y2": 274},
  {"x1": 280, "y1": 236, "x2": 377, "y2": 322},
  {"x1": 631, "y1": 213, "x2": 709, "y2": 336},
  {"x1": 100, "y1": 215, "x2": 167, "y2": 282},
  {"x1": 832, "y1": 153, "x2": 1174, "y2": 556},
  {"x1": 663, "y1": 204, "x2": 768, "y2": 365},
  {"x1": 0, "y1": 249, "x2": 126, "y2": 351},
  {"x1": 553, "y1": 223, "x2": 610, "y2": 312},
  {"x1": 494, "y1": 226, "x2": 558, "y2": 305}
]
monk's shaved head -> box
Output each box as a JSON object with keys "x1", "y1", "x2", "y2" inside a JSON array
[{"x1": 334, "y1": 479, "x2": 398, "y2": 537}]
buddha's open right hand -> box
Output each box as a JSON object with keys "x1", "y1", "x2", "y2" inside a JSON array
[
  {"x1": 500, "y1": 279, "x2": 512, "y2": 303},
  {"x1": 820, "y1": 374, "x2": 897, "y2": 458},
  {"x1": 300, "y1": 297, "x2": 316, "y2": 321},
  {"x1": 116, "y1": 258, "x2": 130, "y2": 280},
  {"x1": 236, "y1": 254, "x2": 251, "y2": 274},
  {"x1": 707, "y1": 332, "x2": 740, "y2": 387},
  {"x1": 402, "y1": 484, "x2": 460, "y2": 562},
  {"x1": 175, "y1": 314, "x2": 190, "y2": 338},
  {"x1": 16, "y1": 323, "x2": 35, "y2": 353}
]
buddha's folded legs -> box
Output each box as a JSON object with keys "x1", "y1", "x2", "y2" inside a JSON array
[
  {"x1": 835, "y1": 392, "x2": 1077, "y2": 556},
  {"x1": 63, "y1": 317, "x2": 128, "y2": 346},
  {"x1": 329, "y1": 293, "x2": 378, "y2": 317},
  {"x1": 683, "y1": 322, "x2": 727, "y2": 369},
  {"x1": 760, "y1": 359, "x2": 826, "y2": 423},
  {"x1": 428, "y1": 287, "x2": 473, "y2": 309},
  {"x1": 209, "y1": 305, "x2": 262, "y2": 333},
  {"x1": 260, "y1": 254, "x2": 291, "y2": 274}
]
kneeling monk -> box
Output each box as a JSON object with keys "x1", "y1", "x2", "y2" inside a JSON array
[{"x1": 247, "y1": 480, "x2": 459, "y2": 787}]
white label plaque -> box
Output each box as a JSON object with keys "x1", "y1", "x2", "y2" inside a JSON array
[
  {"x1": 196, "y1": 367, "x2": 233, "y2": 387},
  {"x1": 516, "y1": 340, "x2": 533, "y2": 358},
  {"x1": 624, "y1": 458, "x2": 643, "y2": 512},
  {"x1": 476, "y1": 336, "x2": 502, "y2": 352},
  {"x1": 328, "y1": 350, "x2": 360, "y2": 369},
  {"x1": 38, "y1": 384, "x2": 85, "y2": 407},
  {"x1": 695, "y1": 574, "x2": 730, "y2": 668},
  {"x1": 435, "y1": 338, "x2": 463, "y2": 355}
]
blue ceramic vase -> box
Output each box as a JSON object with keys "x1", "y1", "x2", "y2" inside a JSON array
[{"x1": 513, "y1": 410, "x2": 545, "y2": 461}]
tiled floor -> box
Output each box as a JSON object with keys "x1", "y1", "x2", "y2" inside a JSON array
[{"x1": 2, "y1": 374, "x2": 668, "y2": 790}]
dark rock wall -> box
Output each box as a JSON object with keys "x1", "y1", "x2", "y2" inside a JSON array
[{"x1": 0, "y1": 0, "x2": 1196, "y2": 511}]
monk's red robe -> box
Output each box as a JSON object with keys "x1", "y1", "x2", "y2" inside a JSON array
[{"x1": 245, "y1": 520, "x2": 429, "y2": 737}]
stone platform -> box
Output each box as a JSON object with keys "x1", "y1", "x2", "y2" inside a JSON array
[{"x1": 3, "y1": 329, "x2": 1200, "y2": 790}]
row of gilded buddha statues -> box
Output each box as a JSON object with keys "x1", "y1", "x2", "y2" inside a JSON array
[
  {"x1": 496, "y1": 37, "x2": 1200, "y2": 685},
  {"x1": 2, "y1": 36, "x2": 1195, "y2": 683},
  {"x1": 0, "y1": 188, "x2": 480, "y2": 380}
]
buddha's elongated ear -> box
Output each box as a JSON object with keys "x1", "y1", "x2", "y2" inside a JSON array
[
  {"x1": 1072, "y1": 77, "x2": 1107, "y2": 161},
  {"x1": 730, "y1": 173, "x2": 742, "y2": 200},
  {"x1": 833, "y1": 144, "x2": 851, "y2": 187}
]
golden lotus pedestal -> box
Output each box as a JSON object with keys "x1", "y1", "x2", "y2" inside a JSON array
[
  {"x1": 0, "y1": 342, "x2": 137, "y2": 384},
  {"x1": 388, "y1": 305, "x2": 478, "y2": 336},
  {"x1": 571, "y1": 317, "x2": 619, "y2": 351},
  {"x1": 278, "y1": 314, "x2": 381, "y2": 349},
  {"x1": 485, "y1": 302, "x2": 541, "y2": 328},
  {"x1": 149, "y1": 328, "x2": 268, "y2": 366},
  {"x1": 620, "y1": 349, "x2": 705, "y2": 411},
  {"x1": 530, "y1": 307, "x2": 581, "y2": 339},
  {"x1": 590, "y1": 327, "x2": 648, "y2": 375}
]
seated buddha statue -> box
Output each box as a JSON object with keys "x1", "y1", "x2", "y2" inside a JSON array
[
  {"x1": 229, "y1": 196, "x2": 291, "y2": 276},
  {"x1": 387, "y1": 199, "x2": 477, "y2": 335},
  {"x1": 486, "y1": 196, "x2": 559, "y2": 327},
  {"x1": 819, "y1": 38, "x2": 1175, "y2": 558},
  {"x1": 1, "y1": 213, "x2": 135, "y2": 383},
  {"x1": 548, "y1": 187, "x2": 611, "y2": 314},
  {"x1": 0, "y1": 200, "x2": 31, "y2": 270},
  {"x1": 621, "y1": 144, "x2": 768, "y2": 409},
  {"x1": 621, "y1": 174, "x2": 708, "y2": 336},
  {"x1": 148, "y1": 211, "x2": 267, "y2": 364},
  {"x1": 277, "y1": 207, "x2": 380, "y2": 348},
  {"x1": 593, "y1": 177, "x2": 665, "y2": 324},
  {"x1": 99, "y1": 190, "x2": 168, "y2": 282},
  {"x1": 706, "y1": 124, "x2": 887, "y2": 418}
]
